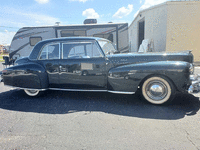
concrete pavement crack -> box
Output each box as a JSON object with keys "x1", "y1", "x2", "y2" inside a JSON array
[{"x1": 185, "y1": 130, "x2": 199, "y2": 150}]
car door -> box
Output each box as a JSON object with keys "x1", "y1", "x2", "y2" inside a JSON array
[
  {"x1": 59, "y1": 40, "x2": 107, "y2": 90},
  {"x1": 37, "y1": 42, "x2": 60, "y2": 88}
]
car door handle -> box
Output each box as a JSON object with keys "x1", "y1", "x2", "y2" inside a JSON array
[{"x1": 59, "y1": 66, "x2": 63, "y2": 72}]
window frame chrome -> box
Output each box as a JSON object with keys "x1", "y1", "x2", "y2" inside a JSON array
[{"x1": 61, "y1": 41, "x2": 105, "y2": 59}]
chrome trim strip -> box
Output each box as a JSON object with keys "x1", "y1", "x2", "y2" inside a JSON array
[
  {"x1": 4, "y1": 85, "x2": 19, "y2": 89},
  {"x1": 108, "y1": 91, "x2": 135, "y2": 94},
  {"x1": 49, "y1": 88, "x2": 134, "y2": 94},
  {"x1": 62, "y1": 43, "x2": 64, "y2": 59},
  {"x1": 22, "y1": 88, "x2": 46, "y2": 91},
  {"x1": 4, "y1": 85, "x2": 46, "y2": 91},
  {"x1": 3, "y1": 85, "x2": 135, "y2": 95},
  {"x1": 49, "y1": 88, "x2": 107, "y2": 92},
  {"x1": 59, "y1": 43, "x2": 61, "y2": 59}
]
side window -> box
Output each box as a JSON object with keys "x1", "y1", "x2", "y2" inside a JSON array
[
  {"x1": 62, "y1": 42, "x2": 103, "y2": 59},
  {"x1": 62, "y1": 44, "x2": 71, "y2": 59},
  {"x1": 68, "y1": 45, "x2": 85, "y2": 58},
  {"x1": 39, "y1": 43, "x2": 60, "y2": 60},
  {"x1": 86, "y1": 43, "x2": 102, "y2": 58},
  {"x1": 30, "y1": 37, "x2": 42, "y2": 46}
]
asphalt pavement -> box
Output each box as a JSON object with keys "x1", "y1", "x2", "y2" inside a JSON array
[{"x1": 0, "y1": 62, "x2": 200, "y2": 150}]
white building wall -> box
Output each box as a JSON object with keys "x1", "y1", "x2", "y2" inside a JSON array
[
  {"x1": 129, "y1": 4, "x2": 168, "y2": 52},
  {"x1": 129, "y1": 1, "x2": 200, "y2": 62},
  {"x1": 129, "y1": 19, "x2": 138, "y2": 52}
]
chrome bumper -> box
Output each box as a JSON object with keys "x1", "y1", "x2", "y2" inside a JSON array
[{"x1": 188, "y1": 74, "x2": 200, "y2": 93}]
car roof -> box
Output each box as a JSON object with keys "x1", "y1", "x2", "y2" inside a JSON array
[
  {"x1": 29, "y1": 37, "x2": 107, "y2": 60},
  {"x1": 39, "y1": 37, "x2": 105, "y2": 44}
]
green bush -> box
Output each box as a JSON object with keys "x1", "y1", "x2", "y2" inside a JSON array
[{"x1": 0, "y1": 54, "x2": 9, "y2": 62}]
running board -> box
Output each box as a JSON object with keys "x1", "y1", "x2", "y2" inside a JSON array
[
  {"x1": 4, "y1": 85, "x2": 135, "y2": 95},
  {"x1": 49, "y1": 88, "x2": 135, "y2": 94}
]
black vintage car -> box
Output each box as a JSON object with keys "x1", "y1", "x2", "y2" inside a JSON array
[{"x1": 1, "y1": 37, "x2": 200, "y2": 105}]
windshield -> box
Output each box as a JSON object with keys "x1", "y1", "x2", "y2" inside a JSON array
[{"x1": 98, "y1": 40, "x2": 117, "y2": 55}]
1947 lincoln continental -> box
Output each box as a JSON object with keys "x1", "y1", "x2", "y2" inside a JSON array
[{"x1": 1, "y1": 37, "x2": 200, "y2": 105}]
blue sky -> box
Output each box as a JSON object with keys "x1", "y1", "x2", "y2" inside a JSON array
[{"x1": 0, "y1": 0, "x2": 167, "y2": 45}]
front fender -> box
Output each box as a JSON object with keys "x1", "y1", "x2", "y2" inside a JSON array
[
  {"x1": 108, "y1": 61, "x2": 191, "y2": 92},
  {"x1": 3, "y1": 63, "x2": 48, "y2": 89}
]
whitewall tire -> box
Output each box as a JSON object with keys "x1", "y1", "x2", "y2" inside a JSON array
[
  {"x1": 141, "y1": 76, "x2": 175, "y2": 105},
  {"x1": 24, "y1": 89, "x2": 40, "y2": 97}
]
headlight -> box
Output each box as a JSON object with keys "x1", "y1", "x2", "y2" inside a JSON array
[{"x1": 189, "y1": 63, "x2": 194, "y2": 74}]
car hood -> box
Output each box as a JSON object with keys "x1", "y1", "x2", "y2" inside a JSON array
[{"x1": 107, "y1": 51, "x2": 193, "y2": 66}]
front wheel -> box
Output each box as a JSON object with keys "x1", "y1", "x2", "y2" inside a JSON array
[
  {"x1": 141, "y1": 76, "x2": 176, "y2": 105},
  {"x1": 24, "y1": 89, "x2": 41, "y2": 97}
]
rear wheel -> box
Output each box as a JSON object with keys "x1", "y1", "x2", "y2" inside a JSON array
[
  {"x1": 141, "y1": 76, "x2": 175, "y2": 105},
  {"x1": 24, "y1": 89, "x2": 40, "y2": 97}
]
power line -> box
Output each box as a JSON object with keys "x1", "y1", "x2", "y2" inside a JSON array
[
  {"x1": 0, "y1": 26, "x2": 20, "y2": 29},
  {"x1": 0, "y1": 30, "x2": 16, "y2": 32}
]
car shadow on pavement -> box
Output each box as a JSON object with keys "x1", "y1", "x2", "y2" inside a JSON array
[{"x1": 0, "y1": 89, "x2": 199, "y2": 120}]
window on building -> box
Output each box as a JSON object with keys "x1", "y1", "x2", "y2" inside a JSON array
[
  {"x1": 30, "y1": 37, "x2": 42, "y2": 46},
  {"x1": 61, "y1": 30, "x2": 86, "y2": 37}
]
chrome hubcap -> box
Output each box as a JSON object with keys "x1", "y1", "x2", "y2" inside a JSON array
[{"x1": 146, "y1": 81, "x2": 168, "y2": 101}]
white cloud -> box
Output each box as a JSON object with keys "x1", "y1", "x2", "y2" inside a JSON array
[
  {"x1": 0, "y1": 7, "x2": 60, "y2": 44},
  {"x1": 140, "y1": 0, "x2": 167, "y2": 10},
  {"x1": 82, "y1": 8, "x2": 99, "y2": 19},
  {"x1": 26, "y1": 13, "x2": 59, "y2": 26},
  {"x1": 1, "y1": 8, "x2": 60, "y2": 26},
  {"x1": 70, "y1": 0, "x2": 88, "y2": 2},
  {"x1": 133, "y1": 0, "x2": 167, "y2": 19},
  {"x1": 35, "y1": 0, "x2": 49, "y2": 4},
  {"x1": 113, "y1": 4, "x2": 133, "y2": 19}
]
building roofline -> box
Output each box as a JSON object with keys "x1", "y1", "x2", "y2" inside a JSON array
[
  {"x1": 129, "y1": 2, "x2": 168, "y2": 28},
  {"x1": 129, "y1": 1, "x2": 200, "y2": 28}
]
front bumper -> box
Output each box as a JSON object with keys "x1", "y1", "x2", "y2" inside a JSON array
[{"x1": 188, "y1": 74, "x2": 200, "y2": 93}]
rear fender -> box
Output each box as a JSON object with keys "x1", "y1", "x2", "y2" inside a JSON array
[{"x1": 3, "y1": 63, "x2": 48, "y2": 89}]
